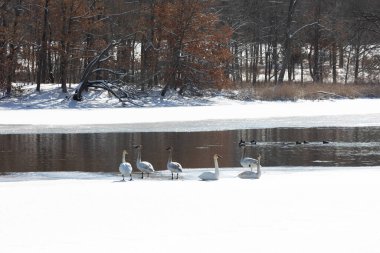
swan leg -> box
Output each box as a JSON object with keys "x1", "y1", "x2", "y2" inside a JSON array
[
  {"x1": 121, "y1": 175, "x2": 125, "y2": 181},
  {"x1": 129, "y1": 174, "x2": 133, "y2": 181},
  {"x1": 141, "y1": 172, "x2": 144, "y2": 179},
  {"x1": 171, "y1": 172, "x2": 174, "y2": 180},
  {"x1": 176, "y1": 173, "x2": 179, "y2": 180}
]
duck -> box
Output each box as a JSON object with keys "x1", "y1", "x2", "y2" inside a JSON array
[{"x1": 239, "y1": 139, "x2": 257, "y2": 146}]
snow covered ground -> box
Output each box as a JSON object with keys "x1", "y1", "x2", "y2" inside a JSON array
[
  {"x1": 1, "y1": 168, "x2": 380, "y2": 253},
  {"x1": 1, "y1": 83, "x2": 380, "y2": 133},
  {"x1": 1, "y1": 84, "x2": 380, "y2": 252}
]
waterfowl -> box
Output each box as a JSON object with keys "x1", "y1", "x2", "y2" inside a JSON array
[
  {"x1": 199, "y1": 154, "x2": 222, "y2": 181},
  {"x1": 119, "y1": 150, "x2": 133, "y2": 181},
  {"x1": 134, "y1": 145, "x2": 155, "y2": 179},
  {"x1": 238, "y1": 155, "x2": 262, "y2": 179},
  {"x1": 166, "y1": 146, "x2": 183, "y2": 180}
]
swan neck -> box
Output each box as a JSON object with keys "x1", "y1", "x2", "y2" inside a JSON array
[
  {"x1": 122, "y1": 151, "x2": 126, "y2": 163},
  {"x1": 168, "y1": 150, "x2": 173, "y2": 163},
  {"x1": 214, "y1": 158, "x2": 220, "y2": 176},
  {"x1": 136, "y1": 148, "x2": 141, "y2": 163},
  {"x1": 241, "y1": 147, "x2": 245, "y2": 161},
  {"x1": 257, "y1": 158, "x2": 261, "y2": 175}
]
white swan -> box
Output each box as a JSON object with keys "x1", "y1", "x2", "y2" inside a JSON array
[
  {"x1": 240, "y1": 144, "x2": 259, "y2": 172},
  {"x1": 134, "y1": 145, "x2": 155, "y2": 179},
  {"x1": 166, "y1": 146, "x2": 183, "y2": 180},
  {"x1": 238, "y1": 154, "x2": 262, "y2": 179},
  {"x1": 119, "y1": 150, "x2": 133, "y2": 181},
  {"x1": 199, "y1": 154, "x2": 222, "y2": 181}
]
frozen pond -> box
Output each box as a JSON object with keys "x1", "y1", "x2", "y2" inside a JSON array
[{"x1": 1, "y1": 127, "x2": 380, "y2": 173}]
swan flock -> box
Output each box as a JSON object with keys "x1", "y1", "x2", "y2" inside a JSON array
[{"x1": 118, "y1": 142, "x2": 262, "y2": 181}]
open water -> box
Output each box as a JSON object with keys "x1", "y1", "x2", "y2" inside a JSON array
[{"x1": 1, "y1": 127, "x2": 380, "y2": 173}]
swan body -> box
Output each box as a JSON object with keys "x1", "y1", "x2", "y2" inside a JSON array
[
  {"x1": 238, "y1": 155, "x2": 261, "y2": 179},
  {"x1": 199, "y1": 154, "x2": 222, "y2": 181},
  {"x1": 135, "y1": 145, "x2": 155, "y2": 179},
  {"x1": 166, "y1": 147, "x2": 183, "y2": 180},
  {"x1": 240, "y1": 145, "x2": 259, "y2": 172},
  {"x1": 119, "y1": 150, "x2": 133, "y2": 181}
]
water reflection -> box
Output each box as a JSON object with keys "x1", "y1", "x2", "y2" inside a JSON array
[{"x1": 1, "y1": 127, "x2": 380, "y2": 173}]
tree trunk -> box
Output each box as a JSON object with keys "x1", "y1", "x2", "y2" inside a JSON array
[
  {"x1": 60, "y1": 51, "x2": 68, "y2": 93},
  {"x1": 5, "y1": 2, "x2": 22, "y2": 95},
  {"x1": 273, "y1": 32, "x2": 278, "y2": 84},
  {"x1": 300, "y1": 58, "x2": 304, "y2": 84},
  {"x1": 308, "y1": 45, "x2": 314, "y2": 80},
  {"x1": 345, "y1": 47, "x2": 352, "y2": 85},
  {"x1": 146, "y1": 0, "x2": 156, "y2": 89},
  {"x1": 272, "y1": 2, "x2": 280, "y2": 84},
  {"x1": 6, "y1": 46, "x2": 16, "y2": 94},
  {"x1": 140, "y1": 39, "x2": 146, "y2": 91},
  {"x1": 48, "y1": 28, "x2": 54, "y2": 84},
  {"x1": 73, "y1": 42, "x2": 117, "y2": 101},
  {"x1": 288, "y1": 56, "x2": 293, "y2": 81},
  {"x1": 36, "y1": 0, "x2": 49, "y2": 91},
  {"x1": 312, "y1": 0, "x2": 322, "y2": 83},
  {"x1": 354, "y1": 44, "x2": 360, "y2": 84},
  {"x1": 332, "y1": 42, "x2": 337, "y2": 84},
  {"x1": 265, "y1": 49, "x2": 269, "y2": 83},
  {"x1": 252, "y1": 43, "x2": 259, "y2": 85},
  {"x1": 131, "y1": 36, "x2": 136, "y2": 83},
  {"x1": 279, "y1": 0, "x2": 298, "y2": 84},
  {"x1": 339, "y1": 44, "x2": 344, "y2": 69},
  {"x1": 249, "y1": 44, "x2": 253, "y2": 83},
  {"x1": 234, "y1": 42, "x2": 239, "y2": 82},
  {"x1": 245, "y1": 46, "x2": 249, "y2": 82}
]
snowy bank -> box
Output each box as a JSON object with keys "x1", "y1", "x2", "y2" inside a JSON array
[
  {"x1": 1, "y1": 84, "x2": 380, "y2": 133},
  {"x1": 1, "y1": 168, "x2": 380, "y2": 253}
]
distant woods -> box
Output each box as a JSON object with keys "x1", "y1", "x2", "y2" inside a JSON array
[
  {"x1": 1, "y1": 0, "x2": 380, "y2": 98},
  {"x1": 222, "y1": 0, "x2": 380, "y2": 86}
]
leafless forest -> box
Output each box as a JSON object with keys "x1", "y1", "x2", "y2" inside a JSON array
[{"x1": 1, "y1": 0, "x2": 380, "y2": 99}]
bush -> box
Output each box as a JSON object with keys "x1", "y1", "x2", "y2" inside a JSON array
[{"x1": 232, "y1": 82, "x2": 380, "y2": 101}]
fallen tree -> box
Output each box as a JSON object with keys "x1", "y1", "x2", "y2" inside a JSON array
[{"x1": 72, "y1": 41, "x2": 141, "y2": 106}]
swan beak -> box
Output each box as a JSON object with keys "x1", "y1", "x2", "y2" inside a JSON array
[{"x1": 217, "y1": 155, "x2": 223, "y2": 159}]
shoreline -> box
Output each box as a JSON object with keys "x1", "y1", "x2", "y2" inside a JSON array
[
  {"x1": 1, "y1": 113, "x2": 380, "y2": 134},
  {"x1": 2, "y1": 97, "x2": 380, "y2": 133},
  {"x1": 2, "y1": 166, "x2": 380, "y2": 182}
]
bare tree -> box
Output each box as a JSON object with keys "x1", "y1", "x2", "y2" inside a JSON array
[
  {"x1": 278, "y1": 0, "x2": 298, "y2": 84},
  {"x1": 36, "y1": 0, "x2": 49, "y2": 91}
]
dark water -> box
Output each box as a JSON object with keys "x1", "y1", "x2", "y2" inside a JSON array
[{"x1": 1, "y1": 127, "x2": 380, "y2": 173}]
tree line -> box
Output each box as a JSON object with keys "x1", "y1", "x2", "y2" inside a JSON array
[
  {"x1": 222, "y1": 0, "x2": 380, "y2": 86},
  {"x1": 1, "y1": 0, "x2": 380, "y2": 99}
]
